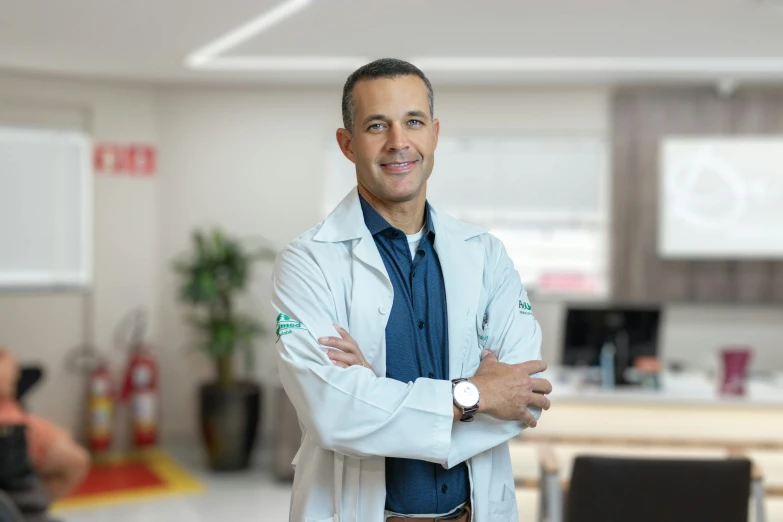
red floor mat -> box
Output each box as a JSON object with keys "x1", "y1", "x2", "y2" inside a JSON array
[{"x1": 67, "y1": 461, "x2": 165, "y2": 496}]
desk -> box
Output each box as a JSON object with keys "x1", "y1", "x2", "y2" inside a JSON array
[
  {"x1": 546, "y1": 367, "x2": 783, "y2": 409},
  {"x1": 510, "y1": 368, "x2": 783, "y2": 500},
  {"x1": 522, "y1": 368, "x2": 783, "y2": 448}
]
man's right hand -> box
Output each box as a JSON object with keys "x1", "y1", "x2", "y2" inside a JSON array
[{"x1": 469, "y1": 351, "x2": 552, "y2": 427}]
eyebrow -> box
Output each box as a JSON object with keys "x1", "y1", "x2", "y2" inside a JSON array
[{"x1": 361, "y1": 110, "x2": 430, "y2": 127}]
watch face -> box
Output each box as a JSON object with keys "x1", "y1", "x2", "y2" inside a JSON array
[{"x1": 454, "y1": 381, "x2": 480, "y2": 408}]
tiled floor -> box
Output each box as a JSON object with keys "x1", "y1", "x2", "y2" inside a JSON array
[
  {"x1": 55, "y1": 443, "x2": 783, "y2": 521},
  {"x1": 54, "y1": 444, "x2": 544, "y2": 522},
  {"x1": 58, "y1": 444, "x2": 292, "y2": 522}
]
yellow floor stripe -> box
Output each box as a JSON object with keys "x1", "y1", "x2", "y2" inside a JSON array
[{"x1": 52, "y1": 449, "x2": 204, "y2": 513}]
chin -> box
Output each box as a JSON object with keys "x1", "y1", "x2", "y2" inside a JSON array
[
  {"x1": 362, "y1": 173, "x2": 425, "y2": 203},
  {"x1": 383, "y1": 186, "x2": 422, "y2": 203},
  {"x1": 385, "y1": 179, "x2": 425, "y2": 200}
]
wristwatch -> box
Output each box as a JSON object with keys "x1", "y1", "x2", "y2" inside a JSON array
[{"x1": 452, "y1": 378, "x2": 480, "y2": 422}]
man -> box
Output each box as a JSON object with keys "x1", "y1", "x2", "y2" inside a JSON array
[
  {"x1": 272, "y1": 58, "x2": 552, "y2": 522},
  {"x1": 0, "y1": 349, "x2": 90, "y2": 501}
]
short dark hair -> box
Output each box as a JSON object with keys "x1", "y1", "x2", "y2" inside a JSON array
[{"x1": 341, "y1": 58, "x2": 434, "y2": 133}]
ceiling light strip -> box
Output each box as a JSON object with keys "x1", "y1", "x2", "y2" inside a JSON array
[
  {"x1": 197, "y1": 55, "x2": 369, "y2": 71},
  {"x1": 186, "y1": 0, "x2": 312, "y2": 67}
]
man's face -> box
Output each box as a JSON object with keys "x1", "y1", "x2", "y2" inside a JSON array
[{"x1": 337, "y1": 75, "x2": 439, "y2": 204}]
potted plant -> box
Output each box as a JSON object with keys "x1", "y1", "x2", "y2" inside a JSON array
[{"x1": 173, "y1": 229, "x2": 275, "y2": 471}]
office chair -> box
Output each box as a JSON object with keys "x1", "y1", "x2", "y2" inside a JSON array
[
  {"x1": 16, "y1": 367, "x2": 43, "y2": 406},
  {"x1": 538, "y1": 449, "x2": 766, "y2": 522},
  {"x1": 0, "y1": 365, "x2": 45, "y2": 491},
  {"x1": 0, "y1": 490, "x2": 26, "y2": 522}
]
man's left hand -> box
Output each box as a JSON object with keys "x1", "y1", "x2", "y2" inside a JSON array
[{"x1": 318, "y1": 325, "x2": 375, "y2": 372}]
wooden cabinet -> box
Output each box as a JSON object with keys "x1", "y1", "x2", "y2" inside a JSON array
[{"x1": 610, "y1": 87, "x2": 783, "y2": 303}]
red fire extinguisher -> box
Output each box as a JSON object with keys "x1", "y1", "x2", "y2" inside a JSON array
[
  {"x1": 88, "y1": 359, "x2": 114, "y2": 453},
  {"x1": 120, "y1": 345, "x2": 159, "y2": 448},
  {"x1": 66, "y1": 345, "x2": 115, "y2": 454}
]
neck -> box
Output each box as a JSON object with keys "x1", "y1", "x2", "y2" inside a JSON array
[{"x1": 358, "y1": 183, "x2": 427, "y2": 235}]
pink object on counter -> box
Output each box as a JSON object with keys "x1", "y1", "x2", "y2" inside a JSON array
[{"x1": 720, "y1": 347, "x2": 752, "y2": 396}]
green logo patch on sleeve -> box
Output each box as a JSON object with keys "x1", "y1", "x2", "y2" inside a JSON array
[
  {"x1": 276, "y1": 313, "x2": 307, "y2": 340},
  {"x1": 519, "y1": 300, "x2": 533, "y2": 315}
]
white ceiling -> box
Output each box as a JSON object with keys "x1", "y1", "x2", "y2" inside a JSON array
[{"x1": 2, "y1": 0, "x2": 783, "y2": 85}]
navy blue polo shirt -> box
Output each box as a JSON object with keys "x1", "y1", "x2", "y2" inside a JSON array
[{"x1": 359, "y1": 194, "x2": 470, "y2": 515}]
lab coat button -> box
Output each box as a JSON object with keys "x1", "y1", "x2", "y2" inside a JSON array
[{"x1": 379, "y1": 305, "x2": 388, "y2": 315}]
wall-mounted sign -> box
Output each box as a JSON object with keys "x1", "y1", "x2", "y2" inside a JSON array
[
  {"x1": 660, "y1": 137, "x2": 783, "y2": 259},
  {"x1": 94, "y1": 143, "x2": 156, "y2": 176}
]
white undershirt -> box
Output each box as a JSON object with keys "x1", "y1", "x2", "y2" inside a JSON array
[{"x1": 406, "y1": 226, "x2": 426, "y2": 259}]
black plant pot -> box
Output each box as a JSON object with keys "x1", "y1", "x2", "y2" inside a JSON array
[{"x1": 199, "y1": 380, "x2": 261, "y2": 471}]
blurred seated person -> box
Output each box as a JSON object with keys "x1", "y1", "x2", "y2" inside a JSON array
[{"x1": 0, "y1": 349, "x2": 90, "y2": 500}]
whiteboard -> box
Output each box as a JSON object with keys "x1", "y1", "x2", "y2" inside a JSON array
[
  {"x1": 324, "y1": 135, "x2": 609, "y2": 296},
  {"x1": 0, "y1": 126, "x2": 92, "y2": 288},
  {"x1": 659, "y1": 137, "x2": 783, "y2": 259}
]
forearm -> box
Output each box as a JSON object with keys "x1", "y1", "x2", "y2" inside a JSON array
[
  {"x1": 38, "y1": 437, "x2": 90, "y2": 499},
  {"x1": 444, "y1": 339, "x2": 545, "y2": 468},
  {"x1": 445, "y1": 415, "x2": 525, "y2": 469},
  {"x1": 447, "y1": 378, "x2": 529, "y2": 469},
  {"x1": 42, "y1": 473, "x2": 81, "y2": 499},
  {"x1": 280, "y1": 353, "x2": 454, "y2": 463}
]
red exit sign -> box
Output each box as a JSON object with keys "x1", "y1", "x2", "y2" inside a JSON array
[{"x1": 94, "y1": 144, "x2": 156, "y2": 176}]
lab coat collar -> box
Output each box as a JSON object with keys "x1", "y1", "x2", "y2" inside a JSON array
[
  {"x1": 314, "y1": 187, "x2": 486, "y2": 243},
  {"x1": 357, "y1": 191, "x2": 436, "y2": 239},
  {"x1": 316, "y1": 187, "x2": 488, "y2": 380}
]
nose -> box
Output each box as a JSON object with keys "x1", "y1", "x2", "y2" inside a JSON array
[{"x1": 385, "y1": 122, "x2": 409, "y2": 152}]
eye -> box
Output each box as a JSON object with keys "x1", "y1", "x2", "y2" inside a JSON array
[
  {"x1": 368, "y1": 123, "x2": 385, "y2": 131},
  {"x1": 408, "y1": 120, "x2": 423, "y2": 127}
]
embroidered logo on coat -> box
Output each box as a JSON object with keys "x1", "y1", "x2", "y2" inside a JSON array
[{"x1": 276, "y1": 313, "x2": 306, "y2": 340}]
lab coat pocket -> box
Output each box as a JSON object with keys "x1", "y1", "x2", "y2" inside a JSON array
[
  {"x1": 463, "y1": 310, "x2": 489, "y2": 376},
  {"x1": 487, "y1": 483, "x2": 518, "y2": 522}
]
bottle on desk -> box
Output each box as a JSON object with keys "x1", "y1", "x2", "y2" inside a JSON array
[{"x1": 600, "y1": 341, "x2": 616, "y2": 390}]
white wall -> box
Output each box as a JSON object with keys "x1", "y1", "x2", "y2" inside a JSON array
[
  {"x1": 0, "y1": 72, "x2": 158, "y2": 445},
  {"x1": 660, "y1": 304, "x2": 783, "y2": 372},
  {"x1": 1, "y1": 72, "x2": 781, "y2": 448},
  {"x1": 154, "y1": 85, "x2": 341, "y2": 442}
]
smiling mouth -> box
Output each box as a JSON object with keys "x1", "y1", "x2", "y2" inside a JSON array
[
  {"x1": 380, "y1": 160, "x2": 418, "y2": 173},
  {"x1": 381, "y1": 161, "x2": 417, "y2": 167}
]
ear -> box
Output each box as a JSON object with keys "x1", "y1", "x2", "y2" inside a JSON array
[
  {"x1": 432, "y1": 118, "x2": 440, "y2": 150},
  {"x1": 336, "y1": 128, "x2": 356, "y2": 164}
]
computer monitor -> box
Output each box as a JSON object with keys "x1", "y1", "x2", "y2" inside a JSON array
[{"x1": 562, "y1": 305, "x2": 662, "y2": 385}]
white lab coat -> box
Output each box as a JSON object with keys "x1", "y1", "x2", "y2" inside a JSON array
[{"x1": 272, "y1": 187, "x2": 543, "y2": 522}]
